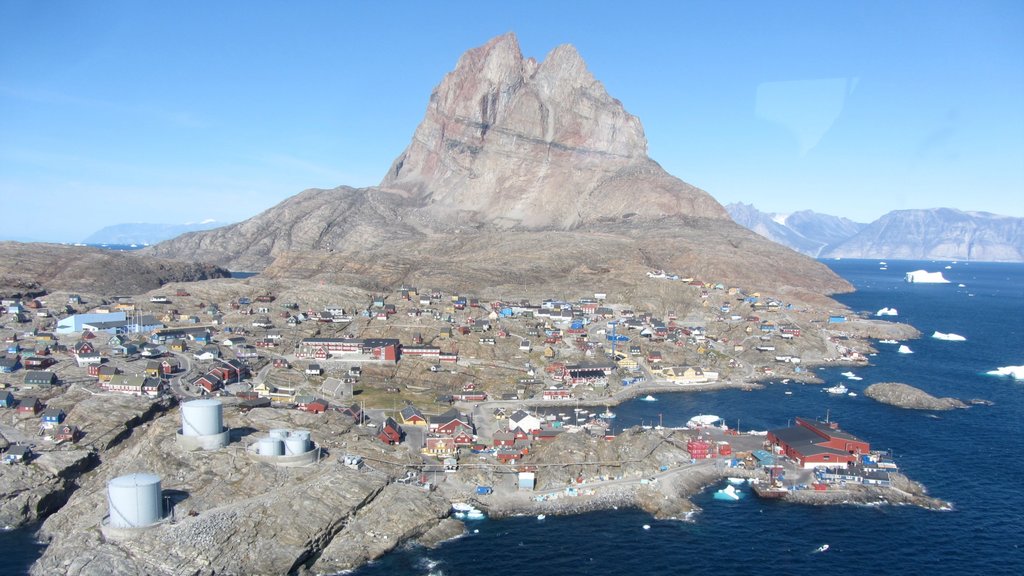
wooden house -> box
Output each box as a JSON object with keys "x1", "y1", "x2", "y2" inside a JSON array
[{"x1": 376, "y1": 417, "x2": 403, "y2": 445}]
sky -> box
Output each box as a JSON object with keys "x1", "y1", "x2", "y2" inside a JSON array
[{"x1": 1, "y1": 0, "x2": 1022, "y2": 242}]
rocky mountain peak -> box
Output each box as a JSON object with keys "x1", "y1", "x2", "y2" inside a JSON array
[{"x1": 382, "y1": 33, "x2": 720, "y2": 228}]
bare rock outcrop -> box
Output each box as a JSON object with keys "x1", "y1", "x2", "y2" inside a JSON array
[
  {"x1": 147, "y1": 33, "x2": 852, "y2": 299},
  {"x1": 864, "y1": 382, "x2": 969, "y2": 410},
  {"x1": 381, "y1": 33, "x2": 727, "y2": 229},
  {"x1": 0, "y1": 242, "x2": 230, "y2": 297}
]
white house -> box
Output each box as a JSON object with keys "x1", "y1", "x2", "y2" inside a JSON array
[{"x1": 508, "y1": 410, "x2": 542, "y2": 434}]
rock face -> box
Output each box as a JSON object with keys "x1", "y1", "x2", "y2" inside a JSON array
[
  {"x1": 864, "y1": 382, "x2": 968, "y2": 410},
  {"x1": 822, "y1": 208, "x2": 1024, "y2": 262},
  {"x1": 381, "y1": 33, "x2": 727, "y2": 229},
  {"x1": 729, "y1": 205, "x2": 1024, "y2": 262},
  {"x1": 727, "y1": 203, "x2": 866, "y2": 257},
  {"x1": 0, "y1": 242, "x2": 231, "y2": 297},
  {"x1": 147, "y1": 33, "x2": 851, "y2": 300}
]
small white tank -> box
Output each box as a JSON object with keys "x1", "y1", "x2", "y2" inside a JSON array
[
  {"x1": 181, "y1": 399, "x2": 223, "y2": 437},
  {"x1": 269, "y1": 429, "x2": 290, "y2": 440},
  {"x1": 290, "y1": 430, "x2": 311, "y2": 441},
  {"x1": 258, "y1": 437, "x2": 284, "y2": 456},
  {"x1": 107, "y1": 473, "x2": 163, "y2": 528},
  {"x1": 284, "y1": 435, "x2": 309, "y2": 456}
]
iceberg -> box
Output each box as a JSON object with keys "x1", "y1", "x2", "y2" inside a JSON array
[
  {"x1": 841, "y1": 371, "x2": 863, "y2": 381},
  {"x1": 987, "y1": 366, "x2": 1024, "y2": 379},
  {"x1": 932, "y1": 331, "x2": 967, "y2": 342},
  {"x1": 875, "y1": 307, "x2": 898, "y2": 317},
  {"x1": 713, "y1": 484, "x2": 742, "y2": 501},
  {"x1": 898, "y1": 345, "x2": 914, "y2": 354},
  {"x1": 905, "y1": 270, "x2": 950, "y2": 283}
]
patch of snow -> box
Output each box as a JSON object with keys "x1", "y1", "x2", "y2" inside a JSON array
[
  {"x1": 905, "y1": 270, "x2": 950, "y2": 283},
  {"x1": 987, "y1": 366, "x2": 1024, "y2": 379},
  {"x1": 771, "y1": 213, "x2": 790, "y2": 226},
  {"x1": 932, "y1": 331, "x2": 966, "y2": 342}
]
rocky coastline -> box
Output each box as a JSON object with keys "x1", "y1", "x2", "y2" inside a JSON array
[{"x1": 864, "y1": 382, "x2": 970, "y2": 410}]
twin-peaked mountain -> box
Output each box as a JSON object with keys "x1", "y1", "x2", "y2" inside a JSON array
[
  {"x1": 728, "y1": 204, "x2": 1024, "y2": 262},
  {"x1": 148, "y1": 33, "x2": 850, "y2": 302}
]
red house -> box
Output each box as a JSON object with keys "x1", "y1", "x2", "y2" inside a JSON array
[
  {"x1": 430, "y1": 408, "x2": 472, "y2": 434},
  {"x1": 377, "y1": 417, "x2": 403, "y2": 445},
  {"x1": 299, "y1": 398, "x2": 329, "y2": 414},
  {"x1": 766, "y1": 417, "x2": 870, "y2": 469},
  {"x1": 492, "y1": 429, "x2": 516, "y2": 447},
  {"x1": 17, "y1": 397, "x2": 43, "y2": 415}
]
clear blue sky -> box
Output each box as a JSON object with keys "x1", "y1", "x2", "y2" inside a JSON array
[{"x1": 2, "y1": 0, "x2": 1022, "y2": 242}]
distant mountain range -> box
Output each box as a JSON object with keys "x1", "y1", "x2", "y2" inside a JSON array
[
  {"x1": 727, "y1": 204, "x2": 1024, "y2": 262},
  {"x1": 82, "y1": 220, "x2": 224, "y2": 245}
]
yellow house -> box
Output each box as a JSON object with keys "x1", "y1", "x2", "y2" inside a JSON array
[
  {"x1": 617, "y1": 357, "x2": 638, "y2": 370},
  {"x1": 661, "y1": 366, "x2": 719, "y2": 384}
]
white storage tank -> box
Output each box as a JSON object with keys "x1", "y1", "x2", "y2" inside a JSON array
[
  {"x1": 181, "y1": 399, "x2": 223, "y2": 436},
  {"x1": 258, "y1": 437, "x2": 284, "y2": 456},
  {"x1": 269, "y1": 429, "x2": 290, "y2": 440},
  {"x1": 291, "y1": 430, "x2": 311, "y2": 442},
  {"x1": 284, "y1": 435, "x2": 309, "y2": 456},
  {"x1": 107, "y1": 473, "x2": 163, "y2": 528}
]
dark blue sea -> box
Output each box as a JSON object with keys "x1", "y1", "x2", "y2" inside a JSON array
[{"x1": 3, "y1": 260, "x2": 1022, "y2": 575}]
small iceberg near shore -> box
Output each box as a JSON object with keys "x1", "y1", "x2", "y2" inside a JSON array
[
  {"x1": 898, "y1": 345, "x2": 914, "y2": 354},
  {"x1": 987, "y1": 366, "x2": 1024, "y2": 379},
  {"x1": 905, "y1": 270, "x2": 950, "y2": 283},
  {"x1": 932, "y1": 331, "x2": 967, "y2": 342},
  {"x1": 640, "y1": 395, "x2": 658, "y2": 402},
  {"x1": 875, "y1": 307, "x2": 899, "y2": 317},
  {"x1": 841, "y1": 371, "x2": 863, "y2": 381},
  {"x1": 713, "y1": 484, "x2": 743, "y2": 501}
]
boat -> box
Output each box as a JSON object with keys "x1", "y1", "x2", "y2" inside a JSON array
[
  {"x1": 814, "y1": 544, "x2": 830, "y2": 553},
  {"x1": 640, "y1": 395, "x2": 658, "y2": 402},
  {"x1": 878, "y1": 339, "x2": 899, "y2": 344},
  {"x1": 784, "y1": 390, "x2": 793, "y2": 395},
  {"x1": 599, "y1": 409, "x2": 616, "y2": 419},
  {"x1": 713, "y1": 484, "x2": 742, "y2": 501},
  {"x1": 537, "y1": 514, "x2": 546, "y2": 520},
  {"x1": 824, "y1": 384, "x2": 848, "y2": 394},
  {"x1": 848, "y1": 392, "x2": 858, "y2": 397}
]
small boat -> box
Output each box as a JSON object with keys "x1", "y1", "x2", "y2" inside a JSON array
[
  {"x1": 640, "y1": 395, "x2": 658, "y2": 402},
  {"x1": 848, "y1": 392, "x2": 858, "y2": 397},
  {"x1": 686, "y1": 414, "x2": 727, "y2": 430},
  {"x1": 878, "y1": 339, "x2": 898, "y2": 344},
  {"x1": 537, "y1": 514, "x2": 546, "y2": 520},
  {"x1": 600, "y1": 409, "x2": 616, "y2": 419},
  {"x1": 824, "y1": 384, "x2": 848, "y2": 394},
  {"x1": 642, "y1": 524, "x2": 651, "y2": 530},
  {"x1": 814, "y1": 544, "x2": 830, "y2": 553},
  {"x1": 784, "y1": 390, "x2": 793, "y2": 395}
]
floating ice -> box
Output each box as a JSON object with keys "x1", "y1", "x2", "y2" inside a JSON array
[
  {"x1": 987, "y1": 366, "x2": 1024, "y2": 379},
  {"x1": 841, "y1": 371, "x2": 863, "y2": 381},
  {"x1": 905, "y1": 270, "x2": 950, "y2": 283},
  {"x1": 898, "y1": 345, "x2": 914, "y2": 354},
  {"x1": 875, "y1": 307, "x2": 898, "y2": 316},
  {"x1": 932, "y1": 331, "x2": 967, "y2": 342}
]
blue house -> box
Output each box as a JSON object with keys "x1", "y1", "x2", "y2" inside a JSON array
[
  {"x1": 0, "y1": 391, "x2": 14, "y2": 408},
  {"x1": 827, "y1": 315, "x2": 847, "y2": 324},
  {"x1": 40, "y1": 407, "x2": 66, "y2": 428}
]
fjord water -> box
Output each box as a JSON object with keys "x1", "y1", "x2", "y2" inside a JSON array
[{"x1": 353, "y1": 260, "x2": 1024, "y2": 576}]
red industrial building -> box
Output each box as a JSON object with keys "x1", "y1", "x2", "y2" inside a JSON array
[{"x1": 767, "y1": 417, "x2": 870, "y2": 469}]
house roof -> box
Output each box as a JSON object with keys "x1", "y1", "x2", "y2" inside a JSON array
[
  {"x1": 430, "y1": 408, "x2": 465, "y2": 425},
  {"x1": 400, "y1": 405, "x2": 425, "y2": 421}
]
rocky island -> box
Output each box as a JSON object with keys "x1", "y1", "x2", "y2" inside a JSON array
[
  {"x1": 864, "y1": 382, "x2": 969, "y2": 410},
  {"x1": 1, "y1": 33, "x2": 951, "y2": 575}
]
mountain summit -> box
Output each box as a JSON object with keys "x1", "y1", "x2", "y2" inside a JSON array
[
  {"x1": 149, "y1": 34, "x2": 848, "y2": 300},
  {"x1": 381, "y1": 33, "x2": 726, "y2": 228}
]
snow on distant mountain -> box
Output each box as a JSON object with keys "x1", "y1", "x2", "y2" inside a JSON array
[
  {"x1": 82, "y1": 220, "x2": 225, "y2": 245},
  {"x1": 726, "y1": 203, "x2": 865, "y2": 257},
  {"x1": 728, "y1": 204, "x2": 1023, "y2": 262}
]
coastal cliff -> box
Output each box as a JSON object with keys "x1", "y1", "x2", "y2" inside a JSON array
[{"x1": 864, "y1": 382, "x2": 969, "y2": 410}]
